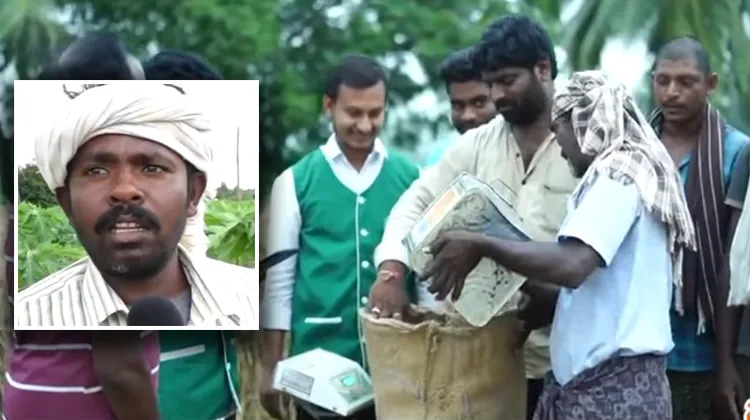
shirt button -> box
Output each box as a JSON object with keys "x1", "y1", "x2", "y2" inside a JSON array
[
  {"x1": 361, "y1": 261, "x2": 371, "y2": 269},
  {"x1": 360, "y1": 229, "x2": 368, "y2": 237},
  {"x1": 360, "y1": 296, "x2": 368, "y2": 306},
  {"x1": 358, "y1": 196, "x2": 366, "y2": 205}
]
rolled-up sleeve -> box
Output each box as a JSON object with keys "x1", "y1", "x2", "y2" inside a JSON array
[
  {"x1": 373, "y1": 128, "x2": 482, "y2": 268},
  {"x1": 260, "y1": 169, "x2": 300, "y2": 330}
]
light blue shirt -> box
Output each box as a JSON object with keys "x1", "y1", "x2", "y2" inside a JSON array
[
  {"x1": 423, "y1": 143, "x2": 450, "y2": 167},
  {"x1": 667, "y1": 124, "x2": 750, "y2": 372},
  {"x1": 550, "y1": 175, "x2": 674, "y2": 385}
]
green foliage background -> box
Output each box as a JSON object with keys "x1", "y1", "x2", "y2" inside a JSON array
[{"x1": 17, "y1": 198, "x2": 256, "y2": 289}]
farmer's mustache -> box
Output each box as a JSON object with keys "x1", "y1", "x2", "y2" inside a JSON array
[{"x1": 94, "y1": 204, "x2": 160, "y2": 234}]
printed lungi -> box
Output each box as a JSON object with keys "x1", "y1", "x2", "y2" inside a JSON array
[{"x1": 533, "y1": 354, "x2": 672, "y2": 420}]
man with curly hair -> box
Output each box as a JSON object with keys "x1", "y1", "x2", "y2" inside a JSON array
[{"x1": 369, "y1": 15, "x2": 578, "y2": 418}]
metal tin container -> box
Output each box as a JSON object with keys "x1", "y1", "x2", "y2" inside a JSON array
[{"x1": 403, "y1": 172, "x2": 544, "y2": 327}]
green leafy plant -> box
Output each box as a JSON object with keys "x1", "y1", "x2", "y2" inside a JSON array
[{"x1": 205, "y1": 198, "x2": 256, "y2": 267}]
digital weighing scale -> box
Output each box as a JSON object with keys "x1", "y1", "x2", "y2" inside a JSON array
[{"x1": 272, "y1": 348, "x2": 374, "y2": 417}]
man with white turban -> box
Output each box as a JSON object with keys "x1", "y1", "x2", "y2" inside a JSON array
[
  {"x1": 15, "y1": 83, "x2": 257, "y2": 328},
  {"x1": 424, "y1": 71, "x2": 696, "y2": 419}
]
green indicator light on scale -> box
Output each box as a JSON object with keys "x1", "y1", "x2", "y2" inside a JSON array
[{"x1": 341, "y1": 375, "x2": 357, "y2": 387}]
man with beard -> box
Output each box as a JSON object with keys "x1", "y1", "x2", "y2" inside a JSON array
[
  {"x1": 424, "y1": 70, "x2": 694, "y2": 420},
  {"x1": 15, "y1": 83, "x2": 257, "y2": 329},
  {"x1": 647, "y1": 36, "x2": 750, "y2": 420},
  {"x1": 424, "y1": 47, "x2": 497, "y2": 166},
  {"x1": 260, "y1": 55, "x2": 420, "y2": 420},
  {"x1": 368, "y1": 15, "x2": 578, "y2": 419}
]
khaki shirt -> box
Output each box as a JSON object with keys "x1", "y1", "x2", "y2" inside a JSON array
[{"x1": 375, "y1": 115, "x2": 578, "y2": 379}]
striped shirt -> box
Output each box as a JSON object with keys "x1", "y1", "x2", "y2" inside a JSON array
[
  {"x1": 3, "y1": 331, "x2": 160, "y2": 420},
  {"x1": 15, "y1": 246, "x2": 258, "y2": 328}
]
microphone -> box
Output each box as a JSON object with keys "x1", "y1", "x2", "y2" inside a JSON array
[{"x1": 127, "y1": 296, "x2": 185, "y2": 326}]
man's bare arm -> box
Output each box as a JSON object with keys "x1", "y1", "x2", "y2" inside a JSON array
[
  {"x1": 478, "y1": 236, "x2": 602, "y2": 289},
  {"x1": 262, "y1": 329, "x2": 286, "y2": 368},
  {"x1": 92, "y1": 332, "x2": 160, "y2": 420},
  {"x1": 519, "y1": 280, "x2": 560, "y2": 329},
  {"x1": 716, "y1": 209, "x2": 744, "y2": 369}
]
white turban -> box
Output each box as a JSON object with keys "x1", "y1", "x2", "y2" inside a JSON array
[{"x1": 34, "y1": 83, "x2": 214, "y2": 256}]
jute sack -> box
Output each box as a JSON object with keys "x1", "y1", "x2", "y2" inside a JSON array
[{"x1": 361, "y1": 308, "x2": 526, "y2": 420}]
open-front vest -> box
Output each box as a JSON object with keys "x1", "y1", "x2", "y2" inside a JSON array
[{"x1": 289, "y1": 149, "x2": 419, "y2": 368}]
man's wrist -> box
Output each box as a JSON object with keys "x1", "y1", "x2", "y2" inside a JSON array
[
  {"x1": 377, "y1": 260, "x2": 407, "y2": 282},
  {"x1": 716, "y1": 351, "x2": 737, "y2": 371}
]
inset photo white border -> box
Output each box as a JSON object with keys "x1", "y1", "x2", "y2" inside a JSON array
[{"x1": 13, "y1": 80, "x2": 259, "y2": 331}]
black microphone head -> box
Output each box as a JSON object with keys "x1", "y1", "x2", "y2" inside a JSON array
[{"x1": 127, "y1": 296, "x2": 185, "y2": 326}]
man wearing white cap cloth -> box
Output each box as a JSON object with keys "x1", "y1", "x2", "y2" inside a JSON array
[
  {"x1": 15, "y1": 83, "x2": 257, "y2": 328},
  {"x1": 423, "y1": 71, "x2": 696, "y2": 419}
]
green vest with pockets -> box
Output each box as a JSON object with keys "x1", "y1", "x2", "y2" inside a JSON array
[{"x1": 289, "y1": 149, "x2": 420, "y2": 369}]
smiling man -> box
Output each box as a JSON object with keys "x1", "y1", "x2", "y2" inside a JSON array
[
  {"x1": 15, "y1": 83, "x2": 257, "y2": 328},
  {"x1": 260, "y1": 54, "x2": 420, "y2": 420}
]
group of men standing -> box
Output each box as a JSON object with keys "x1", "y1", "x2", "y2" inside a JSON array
[{"x1": 261, "y1": 14, "x2": 750, "y2": 420}]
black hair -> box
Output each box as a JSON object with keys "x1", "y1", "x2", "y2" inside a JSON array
[
  {"x1": 439, "y1": 47, "x2": 483, "y2": 86},
  {"x1": 37, "y1": 32, "x2": 140, "y2": 80},
  {"x1": 324, "y1": 54, "x2": 388, "y2": 100},
  {"x1": 142, "y1": 50, "x2": 221, "y2": 186},
  {"x1": 143, "y1": 50, "x2": 224, "y2": 81},
  {"x1": 653, "y1": 36, "x2": 711, "y2": 74},
  {"x1": 473, "y1": 15, "x2": 558, "y2": 79}
]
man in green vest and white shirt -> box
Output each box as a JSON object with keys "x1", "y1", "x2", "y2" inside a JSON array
[{"x1": 260, "y1": 54, "x2": 420, "y2": 420}]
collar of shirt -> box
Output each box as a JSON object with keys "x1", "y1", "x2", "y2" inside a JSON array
[
  {"x1": 320, "y1": 134, "x2": 388, "y2": 168},
  {"x1": 81, "y1": 245, "x2": 244, "y2": 326}
]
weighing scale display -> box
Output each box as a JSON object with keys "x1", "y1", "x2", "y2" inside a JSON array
[
  {"x1": 273, "y1": 349, "x2": 374, "y2": 417},
  {"x1": 330, "y1": 371, "x2": 372, "y2": 404},
  {"x1": 340, "y1": 375, "x2": 356, "y2": 387}
]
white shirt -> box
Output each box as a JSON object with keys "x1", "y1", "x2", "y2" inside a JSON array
[
  {"x1": 550, "y1": 175, "x2": 674, "y2": 385},
  {"x1": 260, "y1": 135, "x2": 389, "y2": 330}
]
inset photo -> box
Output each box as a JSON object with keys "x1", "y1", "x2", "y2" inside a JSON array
[{"x1": 13, "y1": 80, "x2": 259, "y2": 330}]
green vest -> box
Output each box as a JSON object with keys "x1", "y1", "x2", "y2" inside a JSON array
[
  {"x1": 158, "y1": 331, "x2": 240, "y2": 420},
  {"x1": 289, "y1": 149, "x2": 419, "y2": 368}
]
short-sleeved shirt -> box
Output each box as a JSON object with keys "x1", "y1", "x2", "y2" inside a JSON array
[
  {"x1": 550, "y1": 175, "x2": 674, "y2": 386},
  {"x1": 3, "y1": 331, "x2": 160, "y2": 420},
  {"x1": 727, "y1": 143, "x2": 750, "y2": 210},
  {"x1": 725, "y1": 144, "x2": 750, "y2": 357},
  {"x1": 668, "y1": 125, "x2": 750, "y2": 372}
]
